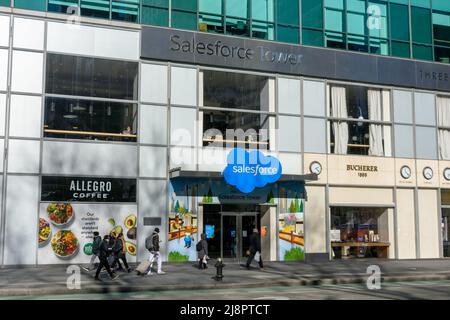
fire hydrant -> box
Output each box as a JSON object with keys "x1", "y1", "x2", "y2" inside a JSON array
[{"x1": 213, "y1": 258, "x2": 225, "y2": 281}]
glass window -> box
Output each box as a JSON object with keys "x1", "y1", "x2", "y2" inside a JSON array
[
  {"x1": 199, "y1": 13, "x2": 224, "y2": 33},
  {"x1": 252, "y1": 21, "x2": 275, "y2": 40},
  {"x1": 303, "y1": 80, "x2": 325, "y2": 117},
  {"x1": 413, "y1": 44, "x2": 433, "y2": 60},
  {"x1": 172, "y1": 0, "x2": 197, "y2": 12},
  {"x1": 391, "y1": 41, "x2": 410, "y2": 58},
  {"x1": 433, "y1": 0, "x2": 450, "y2": 12},
  {"x1": 443, "y1": 208, "x2": 450, "y2": 258},
  {"x1": 44, "y1": 97, "x2": 137, "y2": 142},
  {"x1": 326, "y1": 31, "x2": 346, "y2": 49},
  {"x1": 390, "y1": 3, "x2": 410, "y2": 41},
  {"x1": 199, "y1": 0, "x2": 222, "y2": 15},
  {"x1": 172, "y1": 10, "x2": 197, "y2": 30},
  {"x1": 411, "y1": 0, "x2": 430, "y2": 8},
  {"x1": 48, "y1": 0, "x2": 78, "y2": 14},
  {"x1": 370, "y1": 38, "x2": 389, "y2": 55},
  {"x1": 277, "y1": 25, "x2": 300, "y2": 43},
  {"x1": 411, "y1": 6, "x2": 432, "y2": 44},
  {"x1": 433, "y1": 12, "x2": 450, "y2": 63},
  {"x1": 435, "y1": 46, "x2": 450, "y2": 63},
  {"x1": 277, "y1": 78, "x2": 300, "y2": 115},
  {"x1": 348, "y1": 34, "x2": 368, "y2": 52},
  {"x1": 393, "y1": 90, "x2": 413, "y2": 124},
  {"x1": 111, "y1": 0, "x2": 139, "y2": 22},
  {"x1": 252, "y1": 0, "x2": 274, "y2": 22},
  {"x1": 302, "y1": 28, "x2": 324, "y2": 46},
  {"x1": 141, "y1": 5, "x2": 169, "y2": 26},
  {"x1": 80, "y1": 0, "x2": 110, "y2": 20},
  {"x1": 414, "y1": 92, "x2": 436, "y2": 126},
  {"x1": 14, "y1": 0, "x2": 46, "y2": 11},
  {"x1": 202, "y1": 110, "x2": 272, "y2": 149},
  {"x1": 276, "y1": 0, "x2": 299, "y2": 25},
  {"x1": 226, "y1": 0, "x2": 248, "y2": 19},
  {"x1": 330, "y1": 207, "x2": 391, "y2": 259},
  {"x1": 225, "y1": 17, "x2": 250, "y2": 37},
  {"x1": 278, "y1": 116, "x2": 301, "y2": 152},
  {"x1": 394, "y1": 124, "x2": 414, "y2": 158},
  {"x1": 368, "y1": 1, "x2": 388, "y2": 38},
  {"x1": 0, "y1": 0, "x2": 10, "y2": 6},
  {"x1": 45, "y1": 54, "x2": 139, "y2": 101},
  {"x1": 415, "y1": 126, "x2": 437, "y2": 159},
  {"x1": 304, "y1": 117, "x2": 326, "y2": 153},
  {"x1": 171, "y1": 67, "x2": 197, "y2": 106},
  {"x1": 325, "y1": 7, "x2": 344, "y2": 32},
  {"x1": 302, "y1": 0, "x2": 323, "y2": 29},
  {"x1": 202, "y1": 70, "x2": 271, "y2": 111}
]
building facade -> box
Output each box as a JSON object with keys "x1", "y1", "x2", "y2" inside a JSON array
[{"x1": 0, "y1": 1, "x2": 449, "y2": 266}]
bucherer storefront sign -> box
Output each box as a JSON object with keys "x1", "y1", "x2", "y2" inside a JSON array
[{"x1": 223, "y1": 148, "x2": 282, "y2": 193}]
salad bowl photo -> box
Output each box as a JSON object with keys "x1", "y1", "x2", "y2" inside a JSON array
[
  {"x1": 38, "y1": 218, "x2": 52, "y2": 247},
  {"x1": 46, "y1": 203, "x2": 74, "y2": 227},
  {"x1": 51, "y1": 230, "x2": 79, "y2": 259}
]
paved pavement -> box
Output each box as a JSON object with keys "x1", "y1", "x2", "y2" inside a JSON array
[
  {"x1": 5, "y1": 280, "x2": 450, "y2": 300},
  {"x1": 0, "y1": 259, "x2": 450, "y2": 297}
]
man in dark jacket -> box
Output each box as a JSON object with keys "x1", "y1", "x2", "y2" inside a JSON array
[
  {"x1": 84, "y1": 231, "x2": 101, "y2": 272},
  {"x1": 111, "y1": 233, "x2": 131, "y2": 272},
  {"x1": 245, "y1": 228, "x2": 263, "y2": 270},
  {"x1": 95, "y1": 235, "x2": 119, "y2": 281},
  {"x1": 197, "y1": 233, "x2": 209, "y2": 269},
  {"x1": 147, "y1": 228, "x2": 165, "y2": 275}
]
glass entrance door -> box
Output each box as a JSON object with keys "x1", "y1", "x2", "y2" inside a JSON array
[{"x1": 221, "y1": 213, "x2": 259, "y2": 262}]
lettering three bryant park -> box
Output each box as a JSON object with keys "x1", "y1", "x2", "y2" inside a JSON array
[{"x1": 0, "y1": 0, "x2": 450, "y2": 303}]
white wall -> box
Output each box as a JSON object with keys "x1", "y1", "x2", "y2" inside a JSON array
[
  {"x1": 138, "y1": 180, "x2": 167, "y2": 262},
  {"x1": 396, "y1": 189, "x2": 417, "y2": 259},
  {"x1": 0, "y1": 15, "x2": 10, "y2": 47},
  {"x1": 11, "y1": 51, "x2": 43, "y2": 94},
  {"x1": 9, "y1": 95, "x2": 42, "y2": 138},
  {"x1": 42, "y1": 141, "x2": 138, "y2": 177},
  {"x1": 418, "y1": 189, "x2": 440, "y2": 259},
  {"x1": 13, "y1": 17, "x2": 45, "y2": 51},
  {"x1": 7, "y1": 139, "x2": 40, "y2": 174},
  {"x1": 304, "y1": 185, "x2": 327, "y2": 254},
  {"x1": 140, "y1": 64, "x2": 168, "y2": 104},
  {"x1": 4, "y1": 176, "x2": 38, "y2": 265},
  {"x1": 47, "y1": 22, "x2": 139, "y2": 60}
]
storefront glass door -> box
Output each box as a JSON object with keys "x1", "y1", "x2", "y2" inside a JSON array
[{"x1": 221, "y1": 213, "x2": 258, "y2": 262}]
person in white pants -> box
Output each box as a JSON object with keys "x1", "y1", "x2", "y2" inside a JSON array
[{"x1": 146, "y1": 228, "x2": 165, "y2": 275}]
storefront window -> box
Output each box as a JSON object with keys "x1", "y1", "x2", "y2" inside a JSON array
[
  {"x1": 330, "y1": 207, "x2": 391, "y2": 259},
  {"x1": 45, "y1": 54, "x2": 139, "y2": 101},
  {"x1": 44, "y1": 97, "x2": 137, "y2": 142},
  {"x1": 328, "y1": 84, "x2": 391, "y2": 156},
  {"x1": 202, "y1": 70, "x2": 271, "y2": 111},
  {"x1": 437, "y1": 96, "x2": 450, "y2": 160},
  {"x1": 443, "y1": 208, "x2": 450, "y2": 257},
  {"x1": 202, "y1": 110, "x2": 271, "y2": 149}
]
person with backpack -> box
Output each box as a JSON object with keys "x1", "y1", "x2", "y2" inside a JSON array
[
  {"x1": 196, "y1": 233, "x2": 209, "y2": 270},
  {"x1": 245, "y1": 228, "x2": 264, "y2": 270},
  {"x1": 94, "y1": 235, "x2": 119, "y2": 281},
  {"x1": 111, "y1": 233, "x2": 131, "y2": 273},
  {"x1": 84, "y1": 231, "x2": 101, "y2": 272},
  {"x1": 146, "y1": 228, "x2": 165, "y2": 275}
]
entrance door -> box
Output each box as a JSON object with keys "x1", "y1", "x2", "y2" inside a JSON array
[{"x1": 221, "y1": 213, "x2": 259, "y2": 262}]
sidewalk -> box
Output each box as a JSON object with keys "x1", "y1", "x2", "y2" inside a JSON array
[{"x1": 1, "y1": 259, "x2": 450, "y2": 297}]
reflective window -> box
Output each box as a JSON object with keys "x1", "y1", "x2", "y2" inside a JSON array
[
  {"x1": 45, "y1": 54, "x2": 138, "y2": 101},
  {"x1": 202, "y1": 110, "x2": 271, "y2": 149},
  {"x1": 202, "y1": 70, "x2": 271, "y2": 111},
  {"x1": 44, "y1": 97, "x2": 137, "y2": 142}
]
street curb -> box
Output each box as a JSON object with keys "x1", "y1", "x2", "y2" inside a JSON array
[{"x1": 2, "y1": 273, "x2": 450, "y2": 297}]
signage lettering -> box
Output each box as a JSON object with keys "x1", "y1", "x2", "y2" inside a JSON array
[
  {"x1": 347, "y1": 165, "x2": 379, "y2": 172},
  {"x1": 419, "y1": 70, "x2": 449, "y2": 82}
]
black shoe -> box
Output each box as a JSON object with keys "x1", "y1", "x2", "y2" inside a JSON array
[{"x1": 127, "y1": 268, "x2": 132, "y2": 273}]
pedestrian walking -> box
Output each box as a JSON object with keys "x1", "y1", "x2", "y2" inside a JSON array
[
  {"x1": 111, "y1": 233, "x2": 131, "y2": 273},
  {"x1": 196, "y1": 233, "x2": 209, "y2": 269},
  {"x1": 83, "y1": 231, "x2": 101, "y2": 272},
  {"x1": 245, "y1": 228, "x2": 264, "y2": 270},
  {"x1": 145, "y1": 227, "x2": 165, "y2": 275},
  {"x1": 94, "y1": 235, "x2": 119, "y2": 281}
]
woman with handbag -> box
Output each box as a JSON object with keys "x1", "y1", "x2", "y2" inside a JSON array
[{"x1": 196, "y1": 233, "x2": 209, "y2": 270}]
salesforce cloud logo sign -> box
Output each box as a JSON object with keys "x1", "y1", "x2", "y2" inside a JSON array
[{"x1": 223, "y1": 148, "x2": 282, "y2": 194}]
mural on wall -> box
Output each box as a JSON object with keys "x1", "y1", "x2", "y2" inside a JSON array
[
  {"x1": 168, "y1": 177, "x2": 305, "y2": 262},
  {"x1": 38, "y1": 203, "x2": 137, "y2": 264},
  {"x1": 278, "y1": 181, "x2": 305, "y2": 261}
]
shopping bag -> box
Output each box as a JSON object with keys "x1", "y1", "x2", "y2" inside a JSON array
[{"x1": 254, "y1": 251, "x2": 260, "y2": 262}]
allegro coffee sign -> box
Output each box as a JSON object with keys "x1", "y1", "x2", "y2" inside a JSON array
[{"x1": 41, "y1": 176, "x2": 137, "y2": 202}]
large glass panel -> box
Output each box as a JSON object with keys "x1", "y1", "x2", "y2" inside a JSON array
[
  {"x1": 391, "y1": 40, "x2": 410, "y2": 58},
  {"x1": 141, "y1": 5, "x2": 169, "y2": 26},
  {"x1": 48, "y1": 0, "x2": 78, "y2": 14},
  {"x1": 370, "y1": 38, "x2": 389, "y2": 55},
  {"x1": 368, "y1": 1, "x2": 388, "y2": 38},
  {"x1": 393, "y1": 90, "x2": 413, "y2": 124},
  {"x1": 304, "y1": 117, "x2": 326, "y2": 153},
  {"x1": 199, "y1": 0, "x2": 222, "y2": 15},
  {"x1": 199, "y1": 13, "x2": 224, "y2": 33},
  {"x1": 202, "y1": 110, "x2": 272, "y2": 149},
  {"x1": 411, "y1": 6, "x2": 432, "y2": 44},
  {"x1": 252, "y1": 21, "x2": 274, "y2": 40},
  {"x1": 172, "y1": 10, "x2": 197, "y2": 30},
  {"x1": 302, "y1": 0, "x2": 323, "y2": 29},
  {"x1": 252, "y1": 0, "x2": 274, "y2": 22},
  {"x1": 394, "y1": 124, "x2": 414, "y2": 158},
  {"x1": 433, "y1": 12, "x2": 450, "y2": 58},
  {"x1": 225, "y1": 17, "x2": 250, "y2": 37},
  {"x1": 326, "y1": 31, "x2": 346, "y2": 49},
  {"x1": 112, "y1": 0, "x2": 139, "y2": 22},
  {"x1": 277, "y1": 25, "x2": 300, "y2": 43},
  {"x1": 415, "y1": 126, "x2": 437, "y2": 159},
  {"x1": 172, "y1": 0, "x2": 197, "y2": 12},
  {"x1": 435, "y1": 46, "x2": 450, "y2": 63},
  {"x1": 226, "y1": 0, "x2": 247, "y2": 18},
  {"x1": 276, "y1": 0, "x2": 299, "y2": 25},
  {"x1": 202, "y1": 70, "x2": 270, "y2": 111},
  {"x1": 44, "y1": 97, "x2": 137, "y2": 142},
  {"x1": 330, "y1": 207, "x2": 391, "y2": 259},
  {"x1": 0, "y1": 0, "x2": 10, "y2": 7},
  {"x1": 348, "y1": 34, "x2": 368, "y2": 52},
  {"x1": 80, "y1": 0, "x2": 110, "y2": 19},
  {"x1": 433, "y1": 0, "x2": 450, "y2": 12},
  {"x1": 302, "y1": 28, "x2": 324, "y2": 46},
  {"x1": 330, "y1": 121, "x2": 371, "y2": 155},
  {"x1": 45, "y1": 54, "x2": 138, "y2": 101},
  {"x1": 14, "y1": 0, "x2": 46, "y2": 11},
  {"x1": 413, "y1": 44, "x2": 433, "y2": 60},
  {"x1": 411, "y1": 0, "x2": 430, "y2": 8},
  {"x1": 390, "y1": 3, "x2": 410, "y2": 41},
  {"x1": 325, "y1": 7, "x2": 344, "y2": 32}
]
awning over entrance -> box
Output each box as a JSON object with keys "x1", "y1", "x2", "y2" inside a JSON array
[{"x1": 169, "y1": 167, "x2": 318, "y2": 182}]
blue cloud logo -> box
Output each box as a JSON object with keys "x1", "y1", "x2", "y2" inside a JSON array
[{"x1": 223, "y1": 148, "x2": 282, "y2": 193}]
